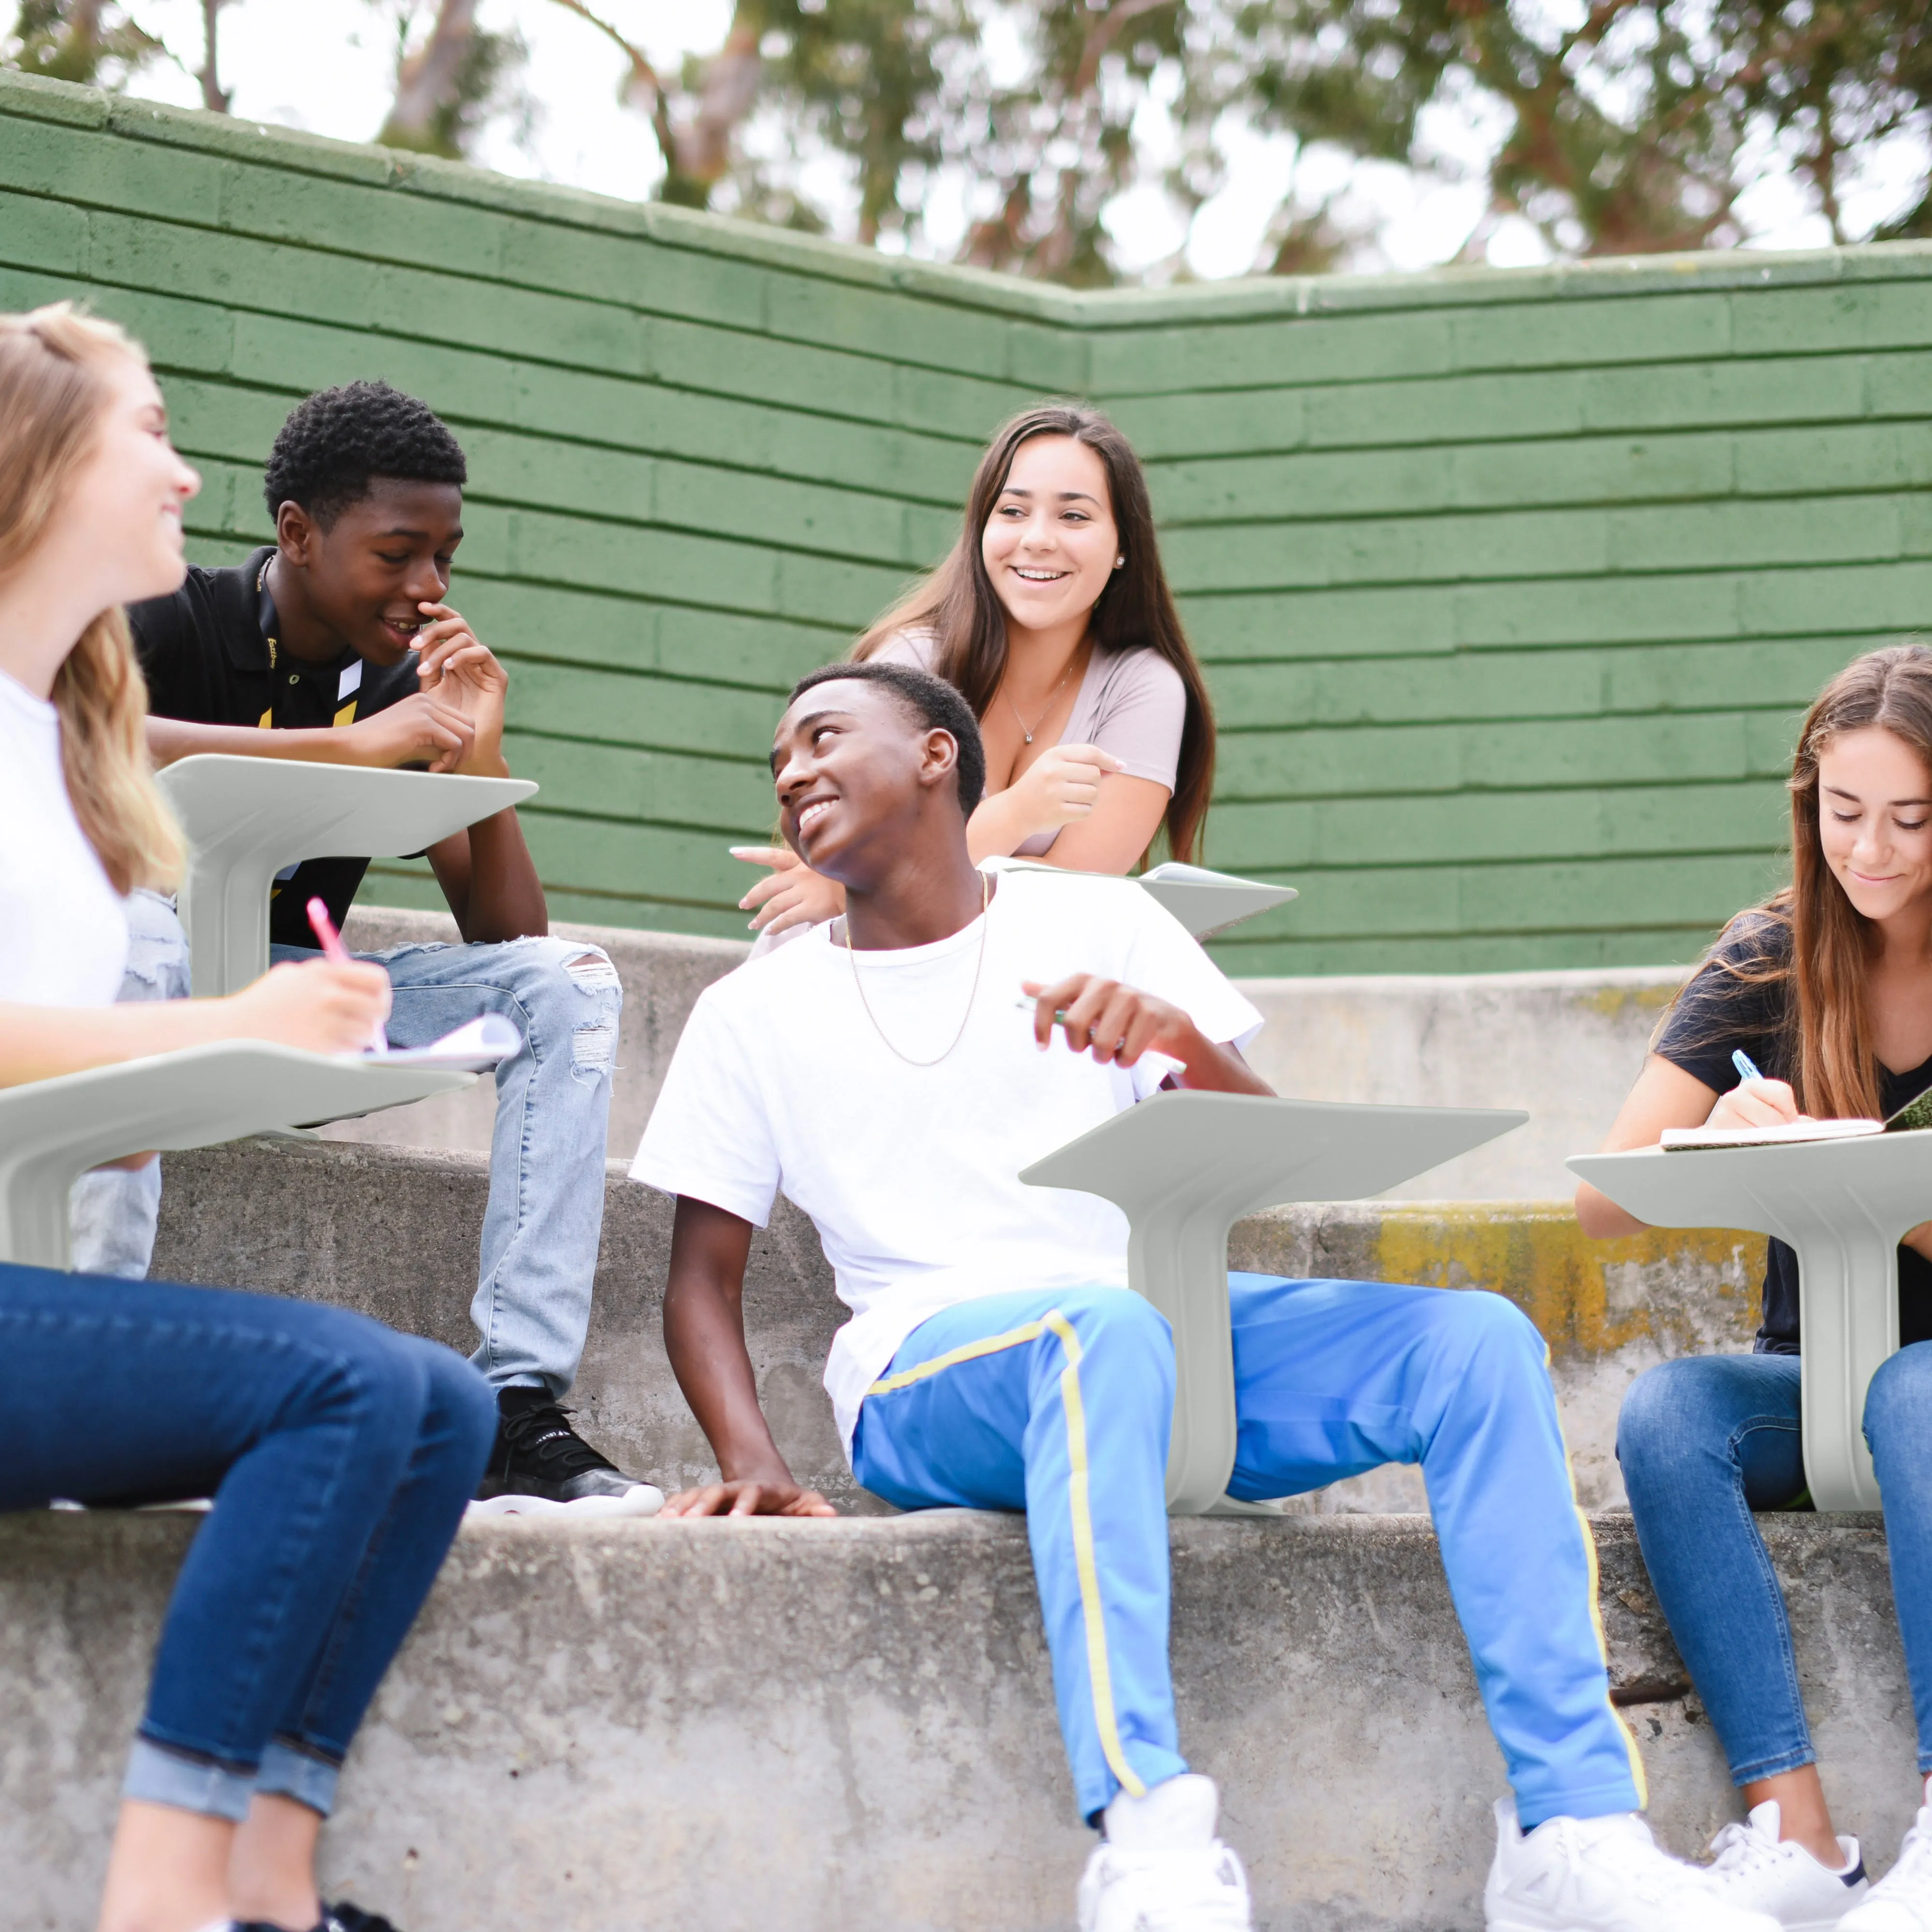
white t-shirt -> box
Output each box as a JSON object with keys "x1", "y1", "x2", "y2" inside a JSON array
[
  {"x1": 0, "y1": 669, "x2": 127, "y2": 1006},
  {"x1": 631, "y1": 867, "x2": 1263, "y2": 1457}
]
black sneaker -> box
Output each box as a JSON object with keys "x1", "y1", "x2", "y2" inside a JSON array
[
  {"x1": 469, "y1": 1386, "x2": 663, "y2": 1519},
  {"x1": 235, "y1": 1906, "x2": 400, "y2": 1932}
]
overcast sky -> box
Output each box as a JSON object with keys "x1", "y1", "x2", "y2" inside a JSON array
[{"x1": 118, "y1": 0, "x2": 1932, "y2": 283}]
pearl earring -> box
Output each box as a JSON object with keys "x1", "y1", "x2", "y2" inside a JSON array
[{"x1": 1114, "y1": 555, "x2": 1124, "y2": 568}]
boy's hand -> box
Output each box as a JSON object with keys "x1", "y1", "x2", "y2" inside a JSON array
[
  {"x1": 659, "y1": 1477, "x2": 837, "y2": 1518},
  {"x1": 341, "y1": 691, "x2": 477, "y2": 772},
  {"x1": 1022, "y1": 973, "x2": 1199, "y2": 1069},
  {"x1": 414, "y1": 602, "x2": 508, "y2": 775}
]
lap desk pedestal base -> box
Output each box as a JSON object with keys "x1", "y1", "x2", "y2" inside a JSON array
[
  {"x1": 156, "y1": 756, "x2": 537, "y2": 997},
  {"x1": 0, "y1": 1044, "x2": 473, "y2": 1271},
  {"x1": 1568, "y1": 1132, "x2": 1932, "y2": 1511},
  {"x1": 1023, "y1": 1093, "x2": 1527, "y2": 1515}
]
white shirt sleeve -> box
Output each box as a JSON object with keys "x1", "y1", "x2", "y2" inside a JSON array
[
  {"x1": 1115, "y1": 890, "x2": 1266, "y2": 1098},
  {"x1": 628, "y1": 989, "x2": 783, "y2": 1227}
]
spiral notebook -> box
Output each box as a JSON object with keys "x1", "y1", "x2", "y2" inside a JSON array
[{"x1": 1662, "y1": 1085, "x2": 1932, "y2": 1151}]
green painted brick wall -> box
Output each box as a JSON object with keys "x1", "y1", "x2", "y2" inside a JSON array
[{"x1": 2, "y1": 69, "x2": 1928, "y2": 974}]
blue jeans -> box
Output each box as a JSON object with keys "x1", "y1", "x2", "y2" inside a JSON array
[
  {"x1": 68, "y1": 889, "x2": 194, "y2": 1278},
  {"x1": 852, "y1": 1276, "x2": 1645, "y2": 1826},
  {"x1": 272, "y1": 935, "x2": 620, "y2": 1394},
  {"x1": 0, "y1": 1263, "x2": 494, "y2": 1819},
  {"x1": 1619, "y1": 1346, "x2": 1932, "y2": 1780}
]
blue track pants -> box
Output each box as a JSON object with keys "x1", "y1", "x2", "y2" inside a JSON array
[{"x1": 851, "y1": 1275, "x2": 1645, "y2": 1826}]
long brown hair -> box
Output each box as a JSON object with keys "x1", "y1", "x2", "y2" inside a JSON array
[
  {"x1": 853, "y1": 402, "x2": 1216, "y2": 864},
  {"x1": 0, "y1": 303, "x2": 182, "y2": 895},
  {"x1": 1692, "y1": 643, "x2": 1932, "y2": 1119}
]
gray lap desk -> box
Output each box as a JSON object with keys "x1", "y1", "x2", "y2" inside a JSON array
[
  {"x1": 156, "y1": 755, "x2": 536, "y2": 996},
  {"x1": 1568, "y1": 1132, "x2": 1932, "y2": 1510},
  {"x1": 0, "y1": 1044, "x2": 473, "y2": 1271},
  {"x1": 1023, "y1": 1093, "x2": 1527, "y2": 1515}
]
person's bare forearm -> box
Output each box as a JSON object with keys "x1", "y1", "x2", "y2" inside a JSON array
[
  {"x1": 663, "y1": 1202, "x2": 795, "y2": 1483},
  {"x1": 457, "y1": 809, "x2": 547, "y2": 942},
  {"x1": 1575, "y1": 1181, "x2": 1648, "y2": 1240},
  {"x1": 0, "y1": 999, "x2": 237, "y2": 1088},
  {"x1": 966, "y1": 790, "x2": 1031, "y2": 862},
  {"x1": 147, "y1": 716, "x2": 368, "y2": 768},
  {"x1": 1172, "y1": 1023, "x2": 1273, "y2": 1096}
]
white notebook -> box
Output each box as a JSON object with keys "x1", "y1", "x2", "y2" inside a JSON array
[
  {"x1": 1662, "y1": 1118, "x2": 1883, "y2": 1151},
  {"x1": 348, "y1": 1013, "x2": 521, "y2": 1071}
]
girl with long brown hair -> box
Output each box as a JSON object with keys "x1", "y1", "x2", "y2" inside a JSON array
[
  {"x1": 733, "y1": 402, "x2": 1217, "y2": 936},
  {"x1": 0, "y1": 303, "x2": 495, "y2": 1932},
  {"x1": 1580, "y1": 642, "x2": 1932, "y2": 1929}
]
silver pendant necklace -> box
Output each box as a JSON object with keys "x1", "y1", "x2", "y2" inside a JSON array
[
  {"x1": 1003, "y1": 641, "x2": 1088, "y2": 745},
  {"x1": 844, "y1": 871, "x2": 990, "y2": 1067}
]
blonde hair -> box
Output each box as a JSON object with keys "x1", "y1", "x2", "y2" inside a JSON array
[{"x1": 0, "y1": 303, "x2": 183, "y2": 894}]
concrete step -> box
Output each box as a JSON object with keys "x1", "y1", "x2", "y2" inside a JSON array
[
  {"x1": 3, "y1": 1508, "x2": 1911, "y2": 1930},
  {"x1": 333, "y1": 907, "x2": 1686, "y2": 1201},
  {"x1": 151, "y1": 1139, "x2": 1767, "y2": 1514}
]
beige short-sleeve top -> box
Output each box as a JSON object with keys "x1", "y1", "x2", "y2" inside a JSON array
[{"x1": 874, "y1": 631, "x2": 1186, "y2": 855}]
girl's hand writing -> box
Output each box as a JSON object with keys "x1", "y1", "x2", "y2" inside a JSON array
[
  {"x1": 225, "y1": 959, "x2": 393, "y2": 1057},
  {"x1": 1705, "y1": 1076, "x2": 1804, "y2": 1131}
]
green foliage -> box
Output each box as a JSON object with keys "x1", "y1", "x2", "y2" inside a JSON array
[
  {"x1": 644, "y1": 0, "x2": 1932, "y2": 281},
  {"x1": 4, "y1": 0, "x2": 164, "y2": 90},
  {"x1": 373, "y1": 1, "x2": 527, "y2": 162}
]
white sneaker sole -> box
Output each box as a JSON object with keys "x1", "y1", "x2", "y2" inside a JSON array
[{"x1": 467, "y1": 1483, "x2": 665, "y2": 1521}]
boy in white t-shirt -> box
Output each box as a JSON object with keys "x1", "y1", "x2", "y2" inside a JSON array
[{"x1": 631, "y1": 663, "x2": 1776, "y2": 1932}]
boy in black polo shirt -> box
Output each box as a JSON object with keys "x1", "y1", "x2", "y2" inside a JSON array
[{"x1": 130, "y1": 381, "x2": 659, "y2": 1517}]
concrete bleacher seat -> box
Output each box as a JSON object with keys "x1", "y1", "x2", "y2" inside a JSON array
[
  {"x1": 7, "y1": 938, "x2": 1912, "y2": 1926},
  {"x1": 0, "y1": 1135, "x2": 1907, "y2": 1925}
]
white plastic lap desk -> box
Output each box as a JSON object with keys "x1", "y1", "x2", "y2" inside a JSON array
[
  {"x1": 993, "y1": 859, "x2": 1295, "y2": 941},
  {"x1": 1568, "y1": 1132, "x2": 1932, "y2": 1510},
  {"x1": 156, "y1": 755, "x2": 536, "y2": 996},
  {"x1": 0, "y1": 1043, "x2": 473, "y2": 1271},
  {"x1": 1133, "y1": 864, "x2": 1297, "y2": 941},
  {"x1": 1023, "y1": 1092, "x2": 1527, "y2": 1514}
]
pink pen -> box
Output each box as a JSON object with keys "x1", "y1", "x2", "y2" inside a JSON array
[{"x1": 306, "y1": 896, "x2": 388, "y2": 1051}]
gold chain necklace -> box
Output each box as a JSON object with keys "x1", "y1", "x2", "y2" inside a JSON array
[
  {"x1": 1002, "y1": 640, "x2": 1088, "y2": 746},
  {"x1": 843, "y1": 871, "x2": 990, "y2": 1067}
]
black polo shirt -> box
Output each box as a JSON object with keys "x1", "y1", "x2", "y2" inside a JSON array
[
  {"x1": 1653, "y1": 913, "x2": 1932, "y2": 1352},
  {"x1": 129, "y1": 546, "x2": 423, "y2": 947}
]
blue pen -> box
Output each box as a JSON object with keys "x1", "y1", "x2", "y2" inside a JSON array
[{"x1": 1733, "y1": 1049, "x2": 1764, "y2": 1084}]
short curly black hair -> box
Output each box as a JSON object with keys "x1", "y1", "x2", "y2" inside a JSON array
[
  {"x1": 786, "y1": 660, "x2": 986, "y2": 816},
  {"x1": 262, "y1": 380, "x2": 467, "y2": 527}
]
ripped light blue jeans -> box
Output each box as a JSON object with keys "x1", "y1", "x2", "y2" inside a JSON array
[{"x1": 272, "y1": 934, "x2": 621, "y2": 1395}]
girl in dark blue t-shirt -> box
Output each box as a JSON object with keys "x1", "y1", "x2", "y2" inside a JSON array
[{"x1": 1578, "y1": 642, "x2": 1932, "y2": 1926}]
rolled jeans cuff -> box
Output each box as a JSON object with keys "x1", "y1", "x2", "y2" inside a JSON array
[
  {"x1": 254, "y1": 1736, "x2": 342, "y2": 1817},
  {"x1": 123, "y1": 1735, "x2": 257, "y2": 1822}
]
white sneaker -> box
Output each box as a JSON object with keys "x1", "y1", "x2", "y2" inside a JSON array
[
  {"x1": 1078, "y1": 1774, "x2": 1251, "y2": 1932},
  {"x1": 1485, "y1": 1798, "x2": 1784, "y2": 1931},
  {"x1": 1844, "y1": 1784, "x2": 1932, "y2": 1930},
  {"x1": 1707, "y1": 1800, "x2": 1867, "y2": 1927}
]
